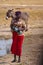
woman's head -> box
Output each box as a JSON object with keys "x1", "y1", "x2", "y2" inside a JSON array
[
  {"x1": 15, "y1": 11, "x2": 21, "y2": 20},
  {"x1": 14, "y1": 11, "x2": 21, "y2": 22}
]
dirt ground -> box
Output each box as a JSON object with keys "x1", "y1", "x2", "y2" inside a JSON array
[{"x1": 0, "y1": 34, "x2": 43, "y2": 65}]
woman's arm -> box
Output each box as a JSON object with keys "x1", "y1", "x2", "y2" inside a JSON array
[
  {"x1": 13, "y1": 22, "x2": 22, "y2": 26},
  {"x1": 18, "y1": 23, "x2": 26, "y2": 31}
]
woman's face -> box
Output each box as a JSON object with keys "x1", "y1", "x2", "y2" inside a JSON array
[
  {"x1": 15, "y1": 11, "x2": 21, "y2": 19},
  {"x1": 15, "y1": 14, "x2": 21, "y2": 19}
]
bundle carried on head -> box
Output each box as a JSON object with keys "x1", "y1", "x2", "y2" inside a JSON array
[{"x1": 6, "y1": 9, "x2": 29, "y2": 32}]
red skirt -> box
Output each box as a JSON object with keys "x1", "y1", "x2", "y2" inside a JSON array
[{"x1": 11, "y1": 31, "x2": 24, "y2": 56}]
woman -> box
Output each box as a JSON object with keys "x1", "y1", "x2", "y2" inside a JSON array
[{"x1": 11, "y1": 11, "x2": 26, "y2": 63}]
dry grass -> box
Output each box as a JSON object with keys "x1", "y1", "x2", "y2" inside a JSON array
[{"x1": 0, "y1": 0, "x2": 43, "y2": 5}]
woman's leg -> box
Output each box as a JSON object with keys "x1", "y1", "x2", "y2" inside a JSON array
[
  {"x1": 18, "y1": 56, "x2": 21, "y2": 62},
  {"x1": 11, "y1": 31, "x2": 18, "y2": 63},
  {"x1": 11, "y1": 54, "x2": 16, "y2": 62},
  {"x1": 17, "y1": 35, "x2": 24, "y2": 62}
]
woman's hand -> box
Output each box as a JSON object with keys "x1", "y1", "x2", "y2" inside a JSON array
[
  {"x1": 11, "y1": 29, "x2": 14, "y2": 33},
  {"x1": 25, "y1": 28, "x2": 28, "y2": 31}
]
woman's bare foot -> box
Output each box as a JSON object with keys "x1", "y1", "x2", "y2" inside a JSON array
[{"x1": 11, "y1": 59, "x2": 16, "y2": 63}]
